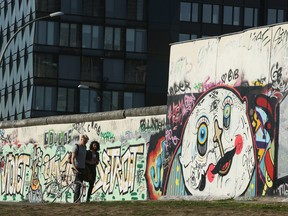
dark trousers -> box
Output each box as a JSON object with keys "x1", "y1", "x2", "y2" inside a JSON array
[
  {"x1": 86, "y1": 164, "x2": 96, "y2": 201},
  {"x1": 74, "y1": 168, "x2": 85, "y2": 202}
]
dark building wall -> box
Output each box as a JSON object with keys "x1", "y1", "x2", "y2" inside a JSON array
[
  {"x1": 146, "y1": 0, "x2": 179, "y2": 106},
  {"x1": 2, "y1": 0, "x2": 288, "y2": 120}
]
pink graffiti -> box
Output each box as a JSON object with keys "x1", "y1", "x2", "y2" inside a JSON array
[
  {"x1": 165, "y1": 129, "x2": 179, "y2": 146},
  {"x1": 194, "y1": 76, "x2": 223, "y2": 93},
  {"x1": 183, "y1": 94, "x2": 195, "y2": 112},
  {"x1": 234, "y1": 134, "x2": 243, "y2": 155},
  {"x1": 207, "y1": 164, "x2": 215, "y2": 183},
  {"x1": 168, "y1": 101, "x2": 184, "y2": 130}
]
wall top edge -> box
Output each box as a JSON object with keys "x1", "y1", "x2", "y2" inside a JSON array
[
  {"x1": 0, "y1": 105, "x2": 167, "y2": 129},
  {"x1": 169, "y1": 21, "x2": 288, "y2": 47}
]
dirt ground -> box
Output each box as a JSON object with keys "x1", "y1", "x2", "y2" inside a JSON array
[{"x1": 1, "y1": 197, "x2": 288, "y2": 216}]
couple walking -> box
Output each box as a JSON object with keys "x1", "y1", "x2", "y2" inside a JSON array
[{"x1": 71, "y1": 134, "x2": 100, "y2": 203}]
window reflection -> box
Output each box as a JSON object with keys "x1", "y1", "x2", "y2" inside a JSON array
[
  {"x1": 36, "y1": 21, "x2": 59, "y2": 45},
  {"x1": 82, "y1": 25, "x2": 103, "y2": 49},
  {"x1": 106, "y1": 0, "x2": 126, "y2": 18},
  {"x1": 33, "y1": 86, "x2": 57, "y2": 111},
  {"x1": 80, "y1": 89, "x2": 100, "y2": 113},
  {"x1": 233, "y1": 7, "x2": 240, "y2": 25},
  {"x1": 34, "y1": 54, "x2": 57, "y2": 78},
  {"x1": 60, "y1": 23, "x2": 80, "y2": 47},
  {"x1": 224, "y1": 6, "x2": 233, "y2": 25},
  {"x1": 180, "y1": 2, "x2": 191, "y2": 21},
  {"x1": 125, "y1": 59, "x2": 146, "y2": 84},
  {"x1": 126, "y1": 28, "x2": 147, "y2": 52},
  {"x1": 81, "y1": 56, "x2": 102, "y2": 81},
  {"x1": 267, "y1": 9, "x2": 284, "y2": 25},
  {"x1": 104, "y1": 27, "x2": 123, "y2": 50},
  {"x1": 180, "y1": 2, "x2": 198, "y2": 22},
  {"x1": 57, "y1": 87, "x2": 67, "y2": 112},
  {"x1": 191, "y1": 3, "x2": 198, "y2": 22},
  {"x1": 223, "y1": 6, "x2": 240, "y2": 26},
  {"x1": 60, "y1": 23, "x2": 69, "y2": 46},
  {"x1": 203, "y1": 4, "x2": 212, "y2": 23},
  {"x1": 244, "y1": 8, "x2": 258, "y2": 27},
  {"x1": 212, "y1": 5, "x2": 219, "y2": 24},
  {"x1": 179, "y1": 34, "x2": 197, "y2": 41},
  {"x1": 83, "y1": 0, "x2": 104, "y2": 16},
  {"x1": 202, "y1": 4, "x2": 219, "y2": 24},
  {"x1": 103, "y1": 59, "x2": 124, "y2": 83}
]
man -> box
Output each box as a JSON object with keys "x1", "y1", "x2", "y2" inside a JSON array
[{"x1": 71, "y1": 134, "x2": 89, "y2": 203}]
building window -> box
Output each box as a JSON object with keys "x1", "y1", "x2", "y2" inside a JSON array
[
  {"x1": 80, "y1": 89, "x2": 100, "y2": 113},
  {"x1": 180, "y1": 2, "x2": 191, "y2": 21},
  {"x1": 126, "y1": 29, "x2": 147, "y2": 52},
  {"x1": 124, "y1": 92, "x2": 144, "y2": 109},
  {"x1": 125, "y1": 60, "x2": 146, "y2": 84},
  {"x1": 60, "y1": 23, "x2": 81, "y2": 47},
  {"x1": 57, "y1": 87, "x2": 67, "y2": 112},
  {"x1": 36, "y1": 0, "x2": 61, "y2": 12},
  {"x1": 202, "y1": 4, "x2": 219, "y2": 24},
  {"x1": 267, "y1": 9, "x2": 285, "y2": 25},
  {"x1": 36, "y1": 21, "x2": 59, "y2": 45},
  {"x1": 83, "y1": 0, "x2": 104, "y2": 16},
  {"x1": 82, "y1": 25, "x2": 103, "y2": 49},
  {"x1": 33, "y1": 86, "x2": 57, "y2": 111},
  {"x1": 67, "y1": 88, "x2": 77, "y2": 112},
  {"x1": 81, "y1": 56, "x2": 102, "y2": 82},
  {"x1": 103, "y1": 91, "x2": 123, "y2": 111},
  {"x1": 223, "y1": 6, "x2": 240, "y2": 26},
  {"x1": 104, "y1": 27, "x2": 123, "y2": 51},
  {"x1": 180, "y1": 2, "x2": 198, "y2": 22},
  {"x1": 59, "y1": 55, "x2": 80, "y2": 86},
  {"x1": 244, "y1": 8, "x2": 258, "y2": 27},
  {"x1": 61, "y1": 0, "x2": 82, "y2": 15},
  {"x1": 106, "y1": 0, "x2": 126, "y2": 19},
  {"x1": 34, "y1": 53, "x2": 58, "y2": 78},
  {"x1": 103, "y1": 59, "x2": 124, "y2": 83},
  {"x1": 179, "y1": 33, "x2": 197, "y2": 41},
  {"x1": 56, "y1": 87, "x2": 77, "y2": 112},
  {"x1": 127, "y1": 0, "x2": 145, "y2": 20}
]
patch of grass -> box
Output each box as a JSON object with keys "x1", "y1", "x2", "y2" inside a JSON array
[{"x1": 1, "y1": 199, "x2": 288, "y2": 215}]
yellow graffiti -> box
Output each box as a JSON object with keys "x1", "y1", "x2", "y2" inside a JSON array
[
  {"x1": 42, "y1": 153, "x2": 73, "y2": 186},
  {"x1": 1, "y1": 153, "x2": 30, "y2": 196}
]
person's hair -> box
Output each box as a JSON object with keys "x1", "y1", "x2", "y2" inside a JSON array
[
  {"x1": 90, "y1": 140, "x2": 100, "y2": 151},
  {"x1": 81, "y1": 134, "x2": 89, "y2": 142}
]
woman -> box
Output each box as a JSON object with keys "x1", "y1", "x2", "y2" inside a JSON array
[{"x1": 85, "y1": 140, "x2": 100, "y2": 202}]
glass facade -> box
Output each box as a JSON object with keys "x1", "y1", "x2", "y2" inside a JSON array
[
  {"x1": 32, "y1": 0, "x2": 147, "y2": 118},
  {"x1": 1, "y1": 0, "x2": 288, "y2": 120}
]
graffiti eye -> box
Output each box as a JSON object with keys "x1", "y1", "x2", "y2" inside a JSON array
[
  {"x1": 197, "y1": 122, "x2": 208, "y2": 156},
  {"x1": 223, "y1": 96, "x2": 233, "y2": 129},
  {"x1": 210, "y1": 99, "x2": 220, "y2": 112}
]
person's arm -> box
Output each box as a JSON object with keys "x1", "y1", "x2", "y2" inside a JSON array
[
  {"x1": 71, "y1": 151, "x2": 78, "y2": 173},
  {"x1": 85, "y1": 150, "x2": 91, "y2": 164},
  {"x1": 96, "y1": 152, "x2": 100, "y2": 165}
]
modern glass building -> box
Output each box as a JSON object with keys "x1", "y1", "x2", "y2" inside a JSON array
[{"x1": 0, "y1": 0, "x2": 287, "y2": 121}]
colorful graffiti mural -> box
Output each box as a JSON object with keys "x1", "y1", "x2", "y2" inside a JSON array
[
  {"x1": 0, "y1": 116, "x2": 165, "y2": 202},
  {"x1": 161, "y1": 23, "x2": 288, "y2": 199},
  {"x1": 2, "y1": 23, "x2": 288, "y2": 203}
]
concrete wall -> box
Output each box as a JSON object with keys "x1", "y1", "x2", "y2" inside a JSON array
[
  {"x1": 165, "y1": 22, "x2": 288, "y2": 199},
  {"x1": 0, "y1": 107, "x2": 166, "y2": 203}
]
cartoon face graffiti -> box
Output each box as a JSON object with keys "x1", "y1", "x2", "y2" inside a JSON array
[{"x1": 179, "y1": 87, "x2": 255, "y2": 197}]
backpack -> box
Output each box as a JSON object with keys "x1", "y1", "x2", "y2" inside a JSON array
[{"x1": 68, "y1": 144, "x2": 79, "y2": 164}]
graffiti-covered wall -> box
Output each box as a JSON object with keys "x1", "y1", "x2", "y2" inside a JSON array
[
  {"x1": 0, "y1": 115, "x2": 166, "y2": 203},
  {"x1": 2, "y1": 23, "x2": 288, "y2": 203},
  {"x1": 164, "y1": 23, "x2": 288, "y2": 199}
]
